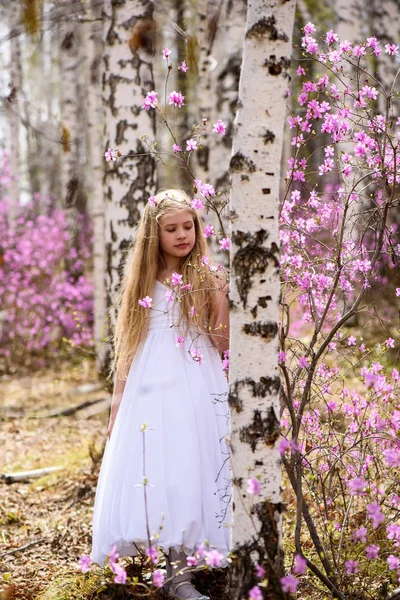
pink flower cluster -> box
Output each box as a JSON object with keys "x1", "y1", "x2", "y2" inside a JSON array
[
  {"x1": 0, "y1": 169, "x2": 94, "y2": 366},
  {"x1": 279, "y1": 23, "x2": 400, "y2": 596}
]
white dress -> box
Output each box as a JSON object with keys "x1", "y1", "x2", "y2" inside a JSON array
[{"x1": 91, "y1": 280, "x2": 232, "y2": 567}]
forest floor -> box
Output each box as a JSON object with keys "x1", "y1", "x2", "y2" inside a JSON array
[{"x1": 0, "y1": 359, "x2": 228, "y2": 600}]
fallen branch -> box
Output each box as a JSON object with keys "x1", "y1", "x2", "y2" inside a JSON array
[
  {"x1": 0, "y1": 466, "x2": 63, "y2": 484},
  {"x1": 1, "y1": 396, "x2": 109, "y2": 419},
  {"x1": 0, "y1": 537, "x2": 46, "y2": 558},
  {"x1": 37, "y1": 396, "x2": 108, "y2": 418}
]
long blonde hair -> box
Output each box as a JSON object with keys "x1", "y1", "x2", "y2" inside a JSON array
[{"x1": 110, "y1": 188, "x2": 225, "y2": 382}]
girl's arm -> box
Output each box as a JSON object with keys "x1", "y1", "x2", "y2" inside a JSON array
[
  {"x1": 210, "y1": 279, "x2": 230, "y2": 353},
  {"x1": 107, "y1": 368, "x2": 127, "y2": 440}
]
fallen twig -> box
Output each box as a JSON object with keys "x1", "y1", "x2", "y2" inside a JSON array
[
  {"x1": 0, "y1": 537, "x2": 46, "y2": 558},
  {"x1": 0, "y1": 466, "x2": 63, "y2": 484}
]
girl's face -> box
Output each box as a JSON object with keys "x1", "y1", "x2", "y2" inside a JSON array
[{"x1": 158, "y1": 209, "x2": 196, "y2": 264}]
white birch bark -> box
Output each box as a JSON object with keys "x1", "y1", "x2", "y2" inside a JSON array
[
  {"x1": 103, "y1": 0, "x2": 157, "y2": 318},
  {"x1": 228, "y1": 1, "x2": 295, "y2": 596},
  {"x1": 86, "y1": 0, "x2": 107, "y2": 370},
  {"x1": 59, "y1": 3, "x2": 85, "y2": 221},
  {"x1": 152, "y1": 2, "x2": 179, "y2": 190},
  {"x1": 8, "y1": 2, "x2": 22, "y2": 228},
  {"x1": 370, "y1": 0, "x2": 400, "y2": 116}
]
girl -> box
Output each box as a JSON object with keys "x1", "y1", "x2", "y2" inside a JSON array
[{"x1": 91, "y1": 189, "x2": 231, "y2": 599}]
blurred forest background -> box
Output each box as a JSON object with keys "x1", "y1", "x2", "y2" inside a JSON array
[{"x1": 0, "y1": 1, "x2": 399, "y2": 599}]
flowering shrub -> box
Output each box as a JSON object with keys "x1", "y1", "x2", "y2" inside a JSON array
[
  {"x1": 0, "y1": 153, "x2": 94, "y2": 369},
  {"x1": 278, "y1": 23, "x2": 400, "y2": 598}
]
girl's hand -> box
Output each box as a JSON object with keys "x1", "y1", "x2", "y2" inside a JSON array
[{"x1": 107, "y1": 419, "x2": 115, "y2": 440}]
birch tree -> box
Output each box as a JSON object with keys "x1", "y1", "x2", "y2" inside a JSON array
[
  {"x1": 228, "y1": 1, "x2": 296, "y2": 597},
  {"x1": 59, "y1": 1, "x2": 86, "y2": 221},
  {"x1": 7, "y1": 1, "x2": 22, "y2": 228},
  {"x1": 103, "y1": 0, "x2": 157, "y2": 327},
  {"x1": 85, "y1": 0, "x2": 107, "y2": 370}
]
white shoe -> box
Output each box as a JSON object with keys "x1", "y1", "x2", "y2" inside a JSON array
[{"x1": 168, "y1": 580, "x2": 210, "y2": 599}]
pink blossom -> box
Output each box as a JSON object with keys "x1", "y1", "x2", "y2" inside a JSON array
[
  {"x1": 299, "y1": 356, "x2": 309, "y2": 369},
  {"x1": 347, "y1": 476, "x2": 367, "y2": 496},
  {"x1": 388, "y1": 555, "x2": 400, "y2": 570},
  {"x1": 138, "y1": 296, "x2": 152, "y2": 308},
  {"x1": 255, "y1": 563, "x2": 265, "y2": 578},
  {"x1": 153, "y1": 569, "x2": 165, "y2": 587},
  {"x1": 278, "y1": 351, "x2": 287, "y2": 363},
  {"x1": 186, "y1": 555, "x2": 198, "y2": 566},
  {"x1": 186, "y1": 138, "x2": 198, "y2": 151},
  {"x1": 165, "y1": 290, "x2": 174, "y2": 303},
  {"x1": 296, "y1": 66, "x2": 306, "y2": 76},
  {"x1": 104, "y1": 148, "x2": 117, "y2": 162},
  {"x1": 204, "y1": 549, "x2": 224, "y2": 567},
  {"x1": 218, "y1": 237, "x2": 230, "y2": 251},
  {"x1": 352, "y1": 45, "x2": 366, "y2": 57},
  {"x1": 173, "y1": 144, "x2": 182, "y2": 153},
  {"x1": 203, "y1": 224, "x2": 215, "y2": 238},
  {"x1": 146, "y1": 545, "x2": 159, "y2": 564},
  {"x1": 280, "y1": 574, "x2": 299, "y2": 593},
  {"x1": 162, "y1": 47, "x2": 172, "y2": 60},
  {"x1": 195, "y1": 544, "x2": 205, "y2": 559},
  {"x1": 212, "y1": 119, "x2": 226, "y2": 134},
  {"x1": 279, "y1": 438, "x2": 290, "y2": 455},
  {"x1": 190, "y1": 349, "x2": 204, "y2": 365},
  {"x1": 385, "y1": 43, "x2": 399, "y2": 56},
  {"x1": 178, "y1": 60, "x2": 188, "y2": 72},
  {"x1": 293, "y1": 554, "x2": 307, "y2": 575},
  {"x1": 248, "y1": 585, "x2": 263, "y2": 600},
  {"x1": 340, "y1": 40, "x2": 352, "y2": 53},
  {"x1": 148, "y1": 195, "x2": 157, "y2": 207},
  {"x1": 303, "y1": 22, "x2": 316, "y2": 36},
  {"x1": 190, "y1": 306, "x2": 195, "y2": 318},
  {"x1": 385, "y1": 338, "x2": 395, "y2": 348},
  {"x1": 171, "y1": 272, "x2": 183, "y2": 286},
  {"x1": 191, "y1": 197, "x2": 204, "y2": 210},
  {"x1": 113, "y1": 563, "x2": 127, "y2": 584},
  {"x1": 347, "y1": 336, "x2": 357, "y2": 346},
  {"x1": 396, "y1": 288, "x2": 400, "y2": 297},
  {"x1": 325, "y1": 30, "x2": 339, "y2": 45},
  {"x1": 353, "y1": 527, "x2": 367, "y2": 543},
  {"x1": 367, "y1": 501, "x2": 385, "y2": 528},
  {"x1": 169, "y1": 91, "x2": 185, "y2": 107},
  {"x1": 345, "y1": 559, "x2": 359, "y2": 574},
  {"x1": 366, "y1": 37, "x2": 381, "y2": 55},
  {"x1": 247, "y1": 478, "x2": 261, "y2": 495},
  {"x1": 109, "y1": 544, "x2": 119, "y2": 564},
  {"x1": 142, "y1": 90, "x2": 158, "y2": 110},
  {"x1": 79, "y1": 554, "x2": 92, "y2": 573},
  {"x1": 366, "y1": 545, "x2": 380, "y2": 559},
  {"x1": 175, "y1": 336, "x2": 185, "y2": 347}
]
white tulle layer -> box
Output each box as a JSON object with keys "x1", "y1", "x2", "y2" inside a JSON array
[{"x1": 91, "y1": 282, "x2": 232, "y2": 567}]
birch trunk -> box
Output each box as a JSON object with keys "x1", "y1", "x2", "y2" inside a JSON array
[
  {"x1": 152, "y1": 2, "x2": 179, "y2": 190},
  {"x1": 86, "y1": 0, "x2": 107, "y2": 370},
  {"x1": 228, "y1": 1, "x2": 295, "y2": 597},
  {"x1": 59, "y1": 2, "x2": 85, "y2": 223},
  {"x1": 103, "y1": 0, "x2": 157, "y2": 328},
  {"x1": 370, "y1": 0, "x2": 400, "y2": 116},
  {"x1": 8, "y1": 2, "x2": 22, "y2": 228}
]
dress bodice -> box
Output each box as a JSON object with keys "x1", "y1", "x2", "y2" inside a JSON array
[{"x1": 147, "y1": 280, "x2": 182, "y2": 332}]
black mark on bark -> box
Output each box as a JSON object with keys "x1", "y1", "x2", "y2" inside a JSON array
[
  {"x1": 240, "y1": 406, "x2": 280, "y2": 451},
  {"x1": 243, "y1": 320, "x2": 278, "y2": 341},
  {"x1": 232, "y1": 230, "x2": 279, "y2": 308},
  {"x1": 230, "y1": 152, "x2": 256, "y2": 173},
  {"x1": 246, "y1": 16, "x2": 289, "y2": 42},
  {"x1": 263, "y1": 130, "x2": 275, "y2": 144},
  {"x1": 229, "y1": 376, "x2": 281, "y2": 413},
  {"x1": 263, "y1": 55, "x2": 291, "y2": 77}
]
